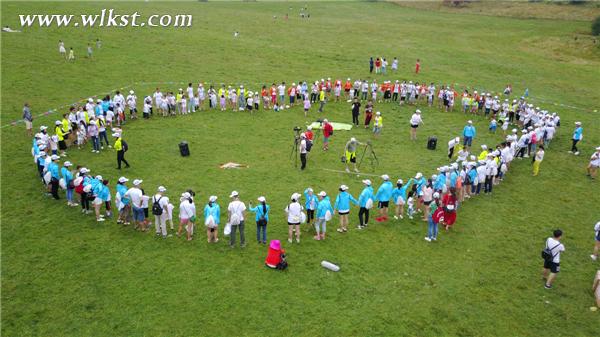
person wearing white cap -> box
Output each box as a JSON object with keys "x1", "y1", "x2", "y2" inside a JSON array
[
  {"x1": 478, "y1": 144, "x2": 489, "y2": 161},
  {"x1": 126, "y1": 90, "x2": 137, "y2": 119},
  {"x1": 344, "y1": 137, "x2": 365, "y2": 173},
  {"x1": 113, "y1": 132, "x2": 130, "y2": 169},
  {"x1": 249, "y1": 196, "x2": 270, "y2": 244},
  {"x1": 299, "y1": 133, "x2": 308, "y2": 170},
  {"x1": 61, "y1": 161, "x2": 77, "y2": 206},
  {"x1": 373, "y1": 112, "x2": 383, "y2": 137},
  {"x1": 425, "y1": 192, "x2": 443, "y2": 242},
  {"x1": 303, "y1": 188, "x2": 318, "y2": 228},
  {"x1": 374, "y1": 174, "x2": 393, "y2": 222},
  {"x1": 47, "y1": 155, "x2": 61, "y2": 200},
  {"x1": 93, "y1": 178, "x2": 112, "y2": 222},
  {"x1": 228, "y1": 191, "x2": 247, "y2": 247},
  {"x1": 448, "y1": 137, "x2": 460, "y2": 160},
  {"x1": 87, "y1": 119, "x2": 100, "y2": 153},
  {"x1": 532, "y1": 145, "x2": 545, "y2": 177},
  {"x1": 204, "y1": 196, "x2": 220, "y2": 243},
  {"x1": 152, "y1": 186, "x2": 170, "y2": 238},
  {"x1": 392, "y1": 178, "x2": 414, "y2": 220},
  {"x1": 333, "y1": 185, "x2": 358, "y2": 233},
  {"x1": 322, "y1": 119, "x2": 333, "y2": 151},
  {"x1": 314, "y1": 191, "x2": 333, "y2": 240},
  {"x1": 568, "y1": 121, "x2": 583, "y2": 155},
  {"x1": 462, "y1": 121, "x2": 476, "y2": 150},
  {"x1": 284, "y1": 193, "x2": 303, "y2": 243},
  {"x1": 125, "y1": 179, "x2": 146, "y2": 230},
  {"x1": 178, "y1": 192, "x2": 196, "y2": 241},
  {"x1": 409, "y1": 110, "x2": 423, "y2": 141},
  {"x1": 587, "y1": 147, "x2": 600, "y2": 180},
  {"x1": 115, "y1": 177, "x2": 131, "y2": 225},
  {"x1": 357, "y1": 180, "x2": 374, "y2": 229}
]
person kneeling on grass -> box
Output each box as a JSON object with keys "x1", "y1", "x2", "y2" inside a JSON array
[
  {"x1": 314, "y1": 191, "x2": 333, "y2": 240},
  {"x1": 204, "y1": 195, "x2": 220, "y2": 243},
  {"x1": 265, "y1": 240, "x2": 287, "y2": 270}
]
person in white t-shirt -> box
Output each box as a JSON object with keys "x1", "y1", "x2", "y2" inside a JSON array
[
  {"x1": 543, "y1": 229, "x2": 565, "y2": 289},
  {"x1": 591, "y1": 221, "x2": 600, "y2": 261},
  {"x1": 126, "y1": 90, "x2": 137, "y2": 119},
  {"x1": 410, "y1": 110, "x2": 424, "y2": 141},
  {"x1": 285, "y1": 193, "x2": 303, "y2": 244},
  {"x1": 178, "y1": 192, "x2": 196, "y2": 241},
  {"x1": 587, "y1": 147, "x2": 600, "y2": 180},
  {"x1": 125, "y1": 179, "x2": 145, "y2": 231},
  {"x1": 152, "y1": 186, "x2": 170, "y2": 238},
  {"x1": 447, "y1": 137, "x2": 460, "y2": 160},
  {"x1": 227, "y1": 191, "x2": 247, "y2": 248}
]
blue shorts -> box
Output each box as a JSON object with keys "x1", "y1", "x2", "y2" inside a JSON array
[
  {"x1": 324, "y1": 136, "x2": 329, "y2": 143},
  {"x1": 133, "y1": 206, "x2": 145, "y2": 222},
  {"x1": 463, "y1": 137, "x2": 473, "y2": 146}
]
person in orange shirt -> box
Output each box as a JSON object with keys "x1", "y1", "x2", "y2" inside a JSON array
[
  {"x1": 344, "y1": 78, "x2": 352, "y2": 99},
  {"x1": 415, "y1": 58, "x2": 421, "y2": 74},
  {"x1": 261, "y1": 86, "x2": 270, "y2": 110},
  {"x1": 265, "y1": 239, "x2": 287, "y2": 269}
]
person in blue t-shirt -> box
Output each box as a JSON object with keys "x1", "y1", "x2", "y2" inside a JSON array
[
  {"x1": 334, "y1": 185, "x2": 358, "y2": 233},
  {"x1": 374, "y1": 174, "x2": 393, "y2": 222},
  {"x1": 357, "y1": 179, "x2": 374, "y2": 229},
  {"x1": 462, "y1": 120, "x2": 477, "y2": 150},
  {"x1": 569, "y1": 121, "x2": 583, "y2": 155}
]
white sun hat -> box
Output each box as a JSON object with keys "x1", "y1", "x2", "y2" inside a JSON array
[
  {"x1": 318, "y1": 191, "x2": 327, "y2": 197},
  {"x1": 209, "y1": 195, "x2": 218, "y2": 202},
  {"x1": 339, "y1": 185, "x2": 349, "y2": 191},
  {"x1": 415, "y1": 172, "x2": 423, "y2": 179},
  {"x1": 362, "y1": 179, "x2": 372, "y2": 186},
  {"x1": 257, "y1": 196, "x2": 266, "y2": 203},
  {"x1": 63, "y1": 161, "x2": 72, "y2": 167},
  {"x1": 133, "y1": 179, "x2": 143, "y2": 186},
  {"x1": 230, "y1": 191, "x2": 239, "y2": 198},
  {"x1": 118, "y1": 177, "x2": 129, "y2": 183},
  {"x1": 157, "y1": 186, "x2": 167, "y2": 192},
  {"x1": 381, "y1": 174, "x2": 390, "y2": 181}
]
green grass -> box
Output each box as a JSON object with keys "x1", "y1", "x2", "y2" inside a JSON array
[{"x1": 2, "y1": 1, "x2": 600, "y2": 336}]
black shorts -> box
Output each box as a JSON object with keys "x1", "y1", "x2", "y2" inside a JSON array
[
  {"x1": 411, "y1": 124, "x2": 419, "y2": 129},
  {"x1": 58, "y1": 140, "x2": 67, "y2": 150},
  {"x1": 424, "y1": 200, "x2": 432, "y2": 206},
  {"x1": 400, "y1": 96, "x2": 406, "y2": 101},
  {"x1": 378, "y1": 201, "x2": 389, "y2": 208},
  {"x1": 338, "y1": 211, "x2": 349, "y2": 215},
  {"x1": 384, "y1": 92, "x2": 391, "y2": 99},
  {"x1": 543, "y1": 260, "x2": 560, "y2": 273},
  {"x1": 288, "y1": 222, "x2": 300, "y2": 226},
  {"x1": 443, "y1": 99, "x2": 449, "y2": 106}
]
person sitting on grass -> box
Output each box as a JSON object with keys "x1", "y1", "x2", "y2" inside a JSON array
[{"x1": 265, "y1": 240, "x2": 287, "y2": 270}]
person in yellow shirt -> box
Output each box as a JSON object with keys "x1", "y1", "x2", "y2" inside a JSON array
[
  {"x1": 317, "y1": 88, "x2": 326, "y2": 113},
  {"x1": 373, "y1": 111, "x2": 383, "y2": 137},
  {"x1": 478, "y1": 144, "x2": 489, "y2": 161},
  {"x1": 54, "y1": 120, "x2": 67, "y2": 157},
  {"x1": 113, "y1": 132, "x2": 130, "y2": 169}
]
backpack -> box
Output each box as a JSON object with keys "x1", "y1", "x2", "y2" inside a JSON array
[
  {"x1": 306, "y1": 140, "x2": 313, "y2": 152},
  {"x1": 152, "y1": 196, "x2": 163, "y2": 216},
  {"x1": 121, "y1": 140, "x2": 128, "y2": 152},
  {"x1": 541, "y1": 242, "x2": 561, "y2": 262}
]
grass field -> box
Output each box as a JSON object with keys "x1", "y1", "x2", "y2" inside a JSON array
[{"x1": 2, "y1": 1, "x2": 600, "y2": 336}]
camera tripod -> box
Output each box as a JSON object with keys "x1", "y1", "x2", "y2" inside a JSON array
[
  {"x1": 357, "y1": 141, "x2": 379, "y2": 170},
  {"x1": 290, "y1": 129, "x2": 302, "y2": 167}
]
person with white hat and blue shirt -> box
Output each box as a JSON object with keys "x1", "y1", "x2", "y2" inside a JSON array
[
  {"x1": 434, "y1": 167, "x2": 447, "y2": 193},
  {"x1": 204, "y1": 195, "x2": 220, "y2": 243},
  {"x1": 462, "y1": 120, "x2": 476, "y2": 151},
  {"x1": 357, "y1": 179, "x2": 374, "y2": 229},
  {"x1": 333, "y1": 185, "x2": 358, "y2": 233},
  {"x1": 304, "y1": 187, "x2": 318, "y2": 229},
  {"x1": 374, "y1": 174, "x2": 393, "y2": 222},
  {"x1": 47, "y1": 154, "x2": 61, "y2": 200},
  {"x1": 228, "y1": 191, "x2": 247, "y2": 247},
  {"x1": 249, "y1": 196, "x2": 270, "y2": 244},
  {"x1": 61, "y1": 161, "x2": 77, "y2": 206},
  {"x1": 392, "y1": 178, "x2": 414, "y2": 220},
  {"x1": 285, "y1": 193, "x2": 303, "y2": 243},
  {"x1": 568, "y1": 121, "x2": 583, "y2": 155},
  {"x1": 115, "y1": 177, "x2": 131, "y2": 225},
  {"x1": 152, "y1": 186, "x2": 170, "y2": 238},
  {"x1": 314, "y1": 191, "x2": 333, "y2": 241}
]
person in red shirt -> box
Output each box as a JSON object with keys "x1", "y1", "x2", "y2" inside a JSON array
[
  {"x1": 415, "y1": 58, "x2": 421, "y2": 74},
  {"x1": 441, "y1": 187, "x2": 458, "y2": 231},
  {"x1": 261, "y1": 86, "x2": 269, "y2": 110},
  {"x1": 265, "y1": 239, "x2": 287, "y2": 269},
  {"x1": 305, "y1": 125, "x2": 314, "y2": 142},
  {"x1": 375, "y1": 57, "x2": 381, "y2": 74},
  {"x1": 322, "y1": 119, "x2": 333, "y2": 151}
]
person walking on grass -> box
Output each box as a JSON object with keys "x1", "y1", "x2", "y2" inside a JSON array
[
  {"x1": 409, "y1": 110, "x2": 423, "y2": 141},
  {"x1": 462, "y1": 120, "x2": 476, "y2": 151},
  {"x1": 314, "y1": 191, "x2": 333, "y2": 240},
  {"x1": 425, "y1": 192, "x2": 443, "y2": 242},
  {"x1": 334, "y1": 185, "x2": 358, "y2": 233},
  {"x1": 113, "y1": 132, "x2": 130, "y2": 169},
  {"x1": 374, "y1": 174, "x2": 393, "y2": 222},
  {"x1": 126, "y1": 179, "x2": 145, "y2": 231},
  {"x1": 373, "y1": 112, "x2": 383, "y2": 138},
  {"x1": 152, "y1": 186, "x2": 170, "y2": 239},
  {"x1": 61, "y1": 161, "x2": 77, "y2": 207},
  {"x1": 532, "y1": 145, "x2": 545, "y2": 176},
  {"x1": 441, "y1": 187, "x2": 458, "y2": 231},
  {"x1": 322, "y1": 119, "x2": 333, "y2": 151},
  {"x1": 47, "y1": 155, "x2": 61, "y2": 200},
  {"x1": 591, "y1": 221, "x2": 600, "y2": 261},
  {"x1": 351, "y1": 98, "x2": 361, "y2": 126},
  {"x1": 587, "y1": 147, "x2": 600, "y2": 180},
  {"x1": 204, "y1": 196, "x2": 220, "y2": 243},
  {"x1": 23, "y1": 102, "x2": 33, "y2": 136},
  {"x1": 318, "y1": 87, "x2": 326, "y2": 113},
  {"x1": 228, "y1": 191, "x2": 247, "y2": 248},
  {"x1": 249, "y1": 196, "x2": 270, "y2": 244},
  {"x1": 344, "y1": 137, "x2": 364, "y2": 173},
  {"x1": 285, "y1": 193, "x2": 303, "y2": 243},
  {"x1": 304, "y1": 188, "x2": 318, "y2": 230},
  {"x1": 178, "y1": 192, "x2": 196, "y2": 241},
  {"x1": 115, "y1": 177, "x2": 131, "y2": 226},
  {"x1": 568, "y1": 121, "x2": 583, "y2": 155},
  {"x1": 357, "y1": 179, "x2": 374, "y2": 229},
  {"x1": 543, "y1": 229, "x2": 565, "y2": 289}
]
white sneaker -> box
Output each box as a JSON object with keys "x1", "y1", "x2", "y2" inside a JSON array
[
  {"x1": 97, "y1": 218, "x2": 105, "y2": 222},
  {"x1": 288, "y1": 238, "x2": 292, "y2": 243},
  {"x1": 399, "y1": 215, "x2": 403, "y2": 219},
  {"x1": 574, "y1": 151, "x2": 579, "y2": 156},
  {"x1": 354, "y1": 168, "x2": 359, "y2": 173},
  {"x1": 424, "y1": 237, "x2": 431, "y2": 242},
  {"x1": 296, "y1": 238, "x2": 300, "y2": 244},
  {"x1": 568, "y1": 150, "x2": 573, "y2": 153},
  {"x1": 591, "y1": 255, "x2": 598, "y2": 261},
  {"x1": 345, "y1": 168, "x2": 350, "y2": 173},
  {"x1": 393, "y1": 216, "x2": 398, "y2": 220},
  {"x1": 101, "y1": 146, "x2": 104, "y2": 150}
]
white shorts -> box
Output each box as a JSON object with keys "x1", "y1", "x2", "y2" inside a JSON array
[
  {"x1": 395, "y1": 196, "x2": 405, "y2": 206},
  {"x1": 93, "y1": 197, "x2": 103, "y2": 205},
  {"x1": 25, "y1": 120, "x2": 33, "y2": 129}
]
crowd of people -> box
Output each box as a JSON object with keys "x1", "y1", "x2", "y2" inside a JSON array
[{"x1": 25, "y1": 75, "x2": 599, "y2": 289}]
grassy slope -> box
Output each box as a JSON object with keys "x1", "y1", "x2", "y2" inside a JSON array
[{"x1": 2, "y1": 2, "x2": 600, "y2": 336}]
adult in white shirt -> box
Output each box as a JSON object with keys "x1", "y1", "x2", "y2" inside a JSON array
[
  {"x1": 409, "y1": 109, "x2": 424, "y2": 141},
  {"x1": 587, "y1": 147, "x2": 600, "y2": 180},
  {"x1": 126, "y1": 90, "x2": 137, "y2": 118},
  {"x1": 153, "y1": 88, "x2": 163, "y2": 108},
  {"x1": 447, "y1": 137, "x2": 460, "y2": 160},
  {"x1": 590, "y1": 221, "x2": 600, "y2": 261},
  {"x1": 299, "y1": 133, "x2": 308, "y2": 170},
  {"x1": 285, "y1": 193, "x2": 303, "y2": 243},
  {"x1": 125, "y1": 179, "x2": 146, "y2": 231},
  {"x1": 113, "y1": 91, "x2": 125, "y2": 109},
  {"x1": 543, "y1": 229, "x2": 565, "y2": 289},
  {"x1": 152, "y1": 186, "x2": 170, "y2": 238},
  {"x1": 178, "y1": 192, "x2": 196, "y2": 241},
  {"x1": 227, "y1": 191, "x2": 247, "y2": 248},
  {"x1": 186, "y1": 83, "x2": 194, "y2": 112}
]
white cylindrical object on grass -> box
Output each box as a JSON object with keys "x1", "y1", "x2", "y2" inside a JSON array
[{"x1": 321, "y1": 261, "x2": 340, "y2": 272}]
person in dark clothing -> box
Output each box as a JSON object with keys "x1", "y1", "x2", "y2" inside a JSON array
[{"x1": 351, "y1": 98, "x2": 361, "y2": 126}]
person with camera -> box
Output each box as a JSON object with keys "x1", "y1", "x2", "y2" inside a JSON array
[
  {"x1": 299, "y1": 133, "x2": 308, "y2": 170},
  {"x1": 344, "y1": 137, "x2": 364, "y2": 173},
  {"x1": 249, "y1": 196, "x2": 270, "y2": 244},
  {"x1": 542, "y1": 229, "x2": 565, "y2": 289}
]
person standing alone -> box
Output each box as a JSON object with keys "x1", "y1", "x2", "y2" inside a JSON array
[
  {"x1": 543, "y1": 229, "x2": 565, "y2": 289},
  {"x1": 113, "y1": 131, "x2": 130, "y2": 169}
]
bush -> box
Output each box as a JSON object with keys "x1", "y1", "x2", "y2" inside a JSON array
[{"x1": 593, "y1": 16, "x2": 600, "y2": 36}]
